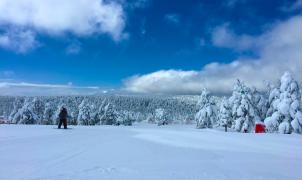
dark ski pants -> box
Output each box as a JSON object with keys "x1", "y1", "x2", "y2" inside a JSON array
[{"x1": 58, "y1": 119, "x2": 67, "y2": 129}]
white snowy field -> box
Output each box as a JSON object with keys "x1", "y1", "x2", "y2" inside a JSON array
[{"x1": 0, "y1": 124, "x2": 301, "y2": 180}]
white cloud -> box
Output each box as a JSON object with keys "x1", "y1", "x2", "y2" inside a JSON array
[
  {"x1": 66, "y1": 41, "x2": 81, "y2": 55},
  {"x1": 0, "y1": 29, "x2": 38, "y2": 53},
  {"x1": 211, "y1": 24, "x2": 258, "y2": 51},
  {"x1": 124, "y1": 15, "x2": 302, "y2": 95},
  {"x1": 223, "y1": 0, "x2": 245, "y2": 8},
  {"x1": 0, "y1": 70, "x2": 15, "y2": 78},
  {"x1": 126, "y1": 0, "x2": 150, "y2": 9},
  {"x1": 0, "y1": 81, "x2": 105, "y2": 96},
  {"x1": 0, "y1": 82, "x2": 98, "y2": 89},
  {"x1": 164, "y1": 14, "x2": 180, "y2": 24},
  {"x1": 124, "y1": 70, "x2": 202, "y2": 94},
  {"x1": 0, "y1": 0, "x2": 126, "y2": 52},
  {"x1": 294, "y1": 0, "x2": 302, "y2": 8},
  {"x1": 0, "y1": 0, "x2": 125, "y2": 39},
  {"x1": 281, "y1": 0, "x2": 302, "y2": 11}
]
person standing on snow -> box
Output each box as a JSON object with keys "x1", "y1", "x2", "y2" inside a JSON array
[{"x1": 58, "y1": 106, "x2": 68, "y2": 129}]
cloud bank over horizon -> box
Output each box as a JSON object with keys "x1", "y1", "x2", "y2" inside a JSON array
[
  {"x1": 124, "y1": 15, "x2": 302, "y2": 95},
  {"x1": 0, "y1": 81, "x2": 107, "y2": 96}
]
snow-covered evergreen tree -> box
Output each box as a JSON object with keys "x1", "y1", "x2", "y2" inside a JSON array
[
  {"x1": 195, "y1": 89, "x2": 217, "y2": 129},
  {"x1": 17, "y1": 98, "x2": 39, "y2": 124},
  {"x1": 146, "y1": 113, "x2": 155, "y2": 124},
  {"x1": 9, "y1": 98, "x2": 23, "y2": 123},
  {"x1": 31, "y1": 97, "x2": 44, "y2": 124},
  {"x1": 88, "y1": 104, "x2": 98, "y2": 125},
  {"x1": 77, "y1": 99, "x2": 91, "y2": 125},
  {"x1": 229, "y1": 80, "x2": 257, "y2": 133},
  {"x1": 218, "y1": 97, "x2": 232, "y2": 132},
  {"x1": 122, "y1": 111, "x2": 134, "y2": 126},
  {"x1": 155, "y1": 108, "x2": 168, "y2": 126},
  {"x1": 42, "y1": 102, "x2": 55, "y2": 125},
  {"x1": 94, "y1": 99, "x2": 106, "y2": 125},
  {"x1": 100, "y1": 103, "x2": 117, "y2": 125},
  {"x1": 292, "y1": 111, "x2": 302, "y2": 133},
  {"x1": 265, "y1": 72, "x2": 302, "y2": 134},
  {"x1": 251, "y1": 88, "x2": 268, "y2": 121},
  {"x1": 115, "y1": 110, "x2": 134, "y2": 126},
  {"x1": 66, "y1": 97, "x2": 79, "y2": 125}
]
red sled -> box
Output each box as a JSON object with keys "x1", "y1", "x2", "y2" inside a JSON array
[{"x1": 255, "y1": 123, "x2": 266, "y2": 133}]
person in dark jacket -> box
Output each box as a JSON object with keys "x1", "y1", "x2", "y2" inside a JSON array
[{"x1": 58, "y1": 106, "x2": 68, "y2": 129}]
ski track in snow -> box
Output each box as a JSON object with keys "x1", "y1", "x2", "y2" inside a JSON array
[{"x1": 0, "y1": 124, "x2": 301, "y2": 180}]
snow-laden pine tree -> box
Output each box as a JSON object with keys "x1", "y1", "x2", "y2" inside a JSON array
[
  {"x1": 100, "y1": 103, "x2": 117, "y2": 125},
  {"x1": 264, "y1": 72, "x2": 302, "y2": 134},
  {"x1": 122, "y1": 111, "x2": 134, "y2": 126},
  {"x1": 218, "y1": 97, "x2": 232, "y2": 132},
  {"x1": 77, "y1": 99, "x2": 91, "y2": 125},
  {"x1": 146, "y1": 113, "x2": 155, "y2": 124},
  {"x1": 155, "y1": 108, "x2": 169, "y2": 126},
  {"x1": 195, "y1": 89, "x2": 217, "y2": 129},
  {"x1": 229, "y1": 80, "x2": 257, "y2": 132},
  {"x1": 94, "y1": 99, "x2": 107, "y2": 125},
  {"x1": 292, "y1": 111, "x2": 302, "y2": 133},
  {"x1": 115, "y1": 110, "x2": 133, "y2": 126},
  {"x1": 89, "y1": 104, "x2": 98, "y2": 125},
  {"x1": 251, "y1": 88, "x2": 268, "y2": 121},
  {"x1": 9, "y1": 98, "x2": 23, "y2": 123},
  {"x1": 42, "y1": 102, "x2": 55, "y2": 125},
  {"x1": 66, "y1": 97, "x2": 79, "y2": 125},
  {"x1": 16, "y1": 98, "x2": 39, "y2": 124},
  {"x1": 31, "y1": 97, "x2": 45, "y2": 124}
]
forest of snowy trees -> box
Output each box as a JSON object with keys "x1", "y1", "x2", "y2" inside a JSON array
[
  {"x1": 195, "y1": 72, "x2": 302, "y2": 134},
  {"x1": 0, "y1": 95, "x2": 197, "y2": 126},
  {"x1": 0, "y1": 72, "x2": 302, "y2": 134}
]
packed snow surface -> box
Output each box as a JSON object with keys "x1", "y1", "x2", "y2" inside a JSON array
[{"x1": 0, "y1": 124, "x2": 301, "y2": 180}]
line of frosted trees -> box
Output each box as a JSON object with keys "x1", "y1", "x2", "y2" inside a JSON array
[
  {"x1": 5, "y1": 72, "x2": 302, "y2": 134},
  {"x1": 195, "y1": 72, "x2": 302, "y2": 134},
  {"x1": 9, "y1": 98, "x2": 125, "y2": 126},
  {"x1": 7, "y1": 95, "x2": 196, "y2": 126}
]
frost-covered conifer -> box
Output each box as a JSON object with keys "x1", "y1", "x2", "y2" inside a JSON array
[
  {"x1": 251, "y1": 88, "x2": 268, "y2": 121},
  {"x1": 42, "y1": 102, "x2": 55, "y2": 125},
  {"x1": 9, "y1": 98, "x2": 23, "y2": 123},
  {"x1": 146, "y1": 113, "x2": 155, "y2": 124},
  {"x1": 31, "y1": 97, "x2": 44, "y2": 124},
  {"x1": 77, "y1": 99, "x2": 91, "y2": 125},
  {"x1": 195, "y1": 89, "x2": 217, "y2": 129},
  {"x1": 94, "y1": 99, "x2": 106, "y2": 125},
  {"x1": 229, "y1": 80, "x2": 257, "y2": 132},
  {"x1": 16, "y1": 98, "x2": 39, "y2": 124},
  {"x1": 265, "y1": 72, "x2": 302, "y2": 133},
  {"x1": 123, "y1": 111, "x2": 134, "y2": 126},
  {"x1": 89, "y1": 104, "x2": 98, "y2": 125},
  {"x1": 66, "y1": 97, "x2": 79, "y2": 125},
  {"x1": 100, "y1": 103, "x2": 117, "y2": 125},
  {"x1": 218, "y1": 97, "x2": 232, "y2": 131},
  {"x1": 155, "y1": 108, "x2": 168, "y2": 126}
]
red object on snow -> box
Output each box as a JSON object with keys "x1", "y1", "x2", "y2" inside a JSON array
[{"x1": 255, "y1": 123, "x2": 266, "y2": 133}]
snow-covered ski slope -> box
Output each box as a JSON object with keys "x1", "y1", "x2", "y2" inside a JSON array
[{"x1": 0, "y1": 124, "x2": 301, "y2": 180}]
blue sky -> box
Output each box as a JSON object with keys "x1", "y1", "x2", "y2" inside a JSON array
[{"x1": 0, "y1": 0, "x2": 302, "y2": 95}]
